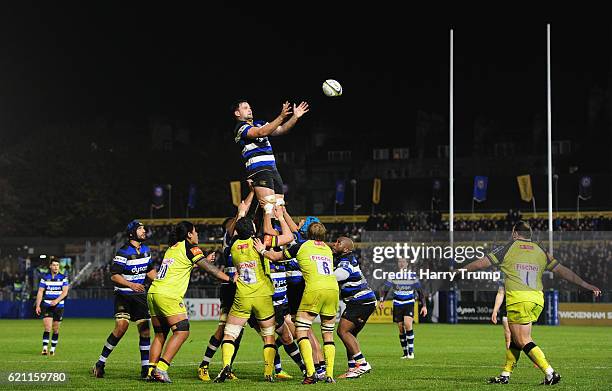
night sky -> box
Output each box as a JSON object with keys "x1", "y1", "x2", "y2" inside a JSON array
[{"x1": 1, "y1": 5, "x2": 610, "y2": 143}]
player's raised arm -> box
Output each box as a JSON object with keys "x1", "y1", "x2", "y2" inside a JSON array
[
  {"x1": 271, "y1": 101, "x2": 309, "y2": 136},
  {"x1": 273, "y1": 206, "x2": 294, "y2": 246},
  {"x1": 552, "y1": 264, "x2": 601, "y2": 296},
  {"x1": 244, "y1": 102, "x2": 292, "y2": 138},
  {"x1": 262, "y1": 206, "x2": 280, "y2": 236},
  {"x1": 282, "y1": 206, "x2": 299, "y2": 233}
]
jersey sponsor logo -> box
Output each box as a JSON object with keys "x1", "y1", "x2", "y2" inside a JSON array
[
  {"x1": 519, "y1": 244, "x2": 534, "y2": 250},
  {"x1": 130, "y1": 265, "x2": 149, "y2": 274},
  {"x1": 514, "y1": 263, "x2": 540, "y2": 272},
  {"x1": 162, "y1": 258, "x2": 175, "y2": 266},
  {"x1": 311, "y1": 255, "x2": 331, "y2": 262},
  {"x1": 237, "y1": 243, "x2": 250, "y2": 250},
  {"x1": 239, "y1": 261, "x2": 257, "y2": 269},
  {"x1": 190, "y1": 246, "x2": 203, "y2": 256},
  {"x1": 114, "y1": 256, "x2": 127, "y2": 263}
]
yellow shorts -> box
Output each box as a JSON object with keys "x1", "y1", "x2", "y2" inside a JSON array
[
  {"x1": 298, "y1": 289, "x2": 339, "y2": 317},
  {"x1": 147, "y1": 293, "x2": 187, "y2": 318},
  {"x1": 506, "y1": 301, "x2": 543, "y2": 324},
  {"x1": 229, "y1": 294, "x2": 274, "y2": 320}
]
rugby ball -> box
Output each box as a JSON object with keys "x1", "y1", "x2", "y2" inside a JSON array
[{"x1": 322, "y1": 79, "x2": 342, "y2": 97}]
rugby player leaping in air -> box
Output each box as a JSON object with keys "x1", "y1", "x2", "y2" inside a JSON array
[{"x1": 232, "y1": 99, "x2": 309, "y2": 213}]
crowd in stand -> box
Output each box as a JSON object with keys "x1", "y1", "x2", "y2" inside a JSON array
[{"x1": 52, "y1": 211, "x2": 612, "y2": 294}]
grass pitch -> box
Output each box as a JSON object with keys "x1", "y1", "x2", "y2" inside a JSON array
[{"x1": 1, "y1": 319, "x2": 610, "y2": 390}]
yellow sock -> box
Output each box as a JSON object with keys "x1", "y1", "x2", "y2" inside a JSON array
[
  {"x1": 221, "y1": 341, "x2": 235, "y2": 367},
  {"x1": 157, "y1": 359, "x2": 169, "y2": 372},
  {"x1": 263, "y1": 345, "x2": 276, "y2": 377},
  {"x1": 298, "y1": 337, "x2": 315, "y2": 376},
  {"x1": 323, "y1": 342, "x2": 335, "y2": 378},
  {"x1": 148, "y1": 363, "x2": 156, "y2": 376},
  {"x1": 524, "y1": 343, "x2": 551, "y2": 374},
  {"x1": 502, "y1": 343, "x2": 521, "y2": 374}
]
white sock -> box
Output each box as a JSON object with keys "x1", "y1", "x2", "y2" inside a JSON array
[{"x1": 545, "y1": 366, "x2": 554, "y2": 379}]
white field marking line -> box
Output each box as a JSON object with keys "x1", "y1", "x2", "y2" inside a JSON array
[{"x1": 7, "y1": 360, "x2": 611, "y2": 370}]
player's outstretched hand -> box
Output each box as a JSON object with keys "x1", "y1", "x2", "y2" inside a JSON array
[
  {"x1": 130, "y1": 283, "x2": 145, "y2": 293},
  {"x1": 280, "y1": 101, "x2": 292, "y2": 118},
  {"x1": 586, "y1": 284, "x2": 601, "y2": 297},
  {"x1": 253, "y1": 238, "x2": 265, "y2": 254},
  {"x1": 273, "y1": 205, "x2": 285, "y2": 220},
  {"x1": 491, "y1": 312, "x2": 498, "y2": 324},
  {"x1": 237, "y1": 200, "x2": 249, "y2": 218},
  {"x1": 293, "y1": 101, "x2": 309, "y2": 118},
  {"x1": 35, "y1": 306, "x2": 41, "y2": 316}
]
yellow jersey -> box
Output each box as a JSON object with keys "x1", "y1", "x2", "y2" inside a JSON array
[
  {"x1": 149, "y1": 240, "x2": 205, "y2": 299},
  {"x1": 283, "y1": 240, "x2": 338, "y2": 292},
  {"x1": 230, "y1": 236, "x2": 276, "y2": 297},
  {"x1": 486, "y1": 239, "x2": 559, "y2": 306}
]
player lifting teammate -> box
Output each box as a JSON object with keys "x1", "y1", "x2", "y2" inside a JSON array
[
  {"x1": 463, "y1": 221, "x2": 601, "y2": 385},
  {"x1": 147, "y1": 221, "x2": 233, "y2": 383},
  {"x1": 198, "y1": 187, "x2": 255, "y2": 381},
  {"x1": 213, "y1": 209, "x2": 294, "y2": 383},
  {"x1": 255, "y1": 221, "x2": 339, "y2": 384},
  {"x1": 35, "y1": 258, "x2": 70, "y2": 356},
  {"x1": 332, "y1": 236, "x2": 376, "y2": 379}
]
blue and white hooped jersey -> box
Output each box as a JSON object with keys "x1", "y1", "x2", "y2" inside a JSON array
[
  {"x1": 335, "y1": 253, "x2": 376, "y2": 305},
  {"x1": 270, "y1": 262, "x2": 288, "y2": 306},
  {"x1": 39, "y1": 273, "x2": 69, "y2": 308},
  {"x1": 384, "y1": 272, "x2": 421, "y2": 306},
  {"x1": 112, "y1": 243, "x2": 153, "y2": 295},
  {"x1": 234, "y1": 120, "x2": 276, "y2": 174}
]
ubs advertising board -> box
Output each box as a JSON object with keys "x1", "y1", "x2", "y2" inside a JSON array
[{"x1": 558, "y1": 303, "x2": 612, "y2": 326}]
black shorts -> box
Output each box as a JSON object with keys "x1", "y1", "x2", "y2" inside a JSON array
[
  {"x1": 248, "y1": 169, "x2": 284, "y2": 194},
  {"x1": 341, "y1": 302, "x2": 376, "y2": 335},
  {"x1": 220, "y1": 283, "x2": 237, "y2": 313},
  {"x1": 114, "y1": 293, "x2": 150, "y2": 322},
  {"x1": 287, "y1": 281, "x2": 305, "y2": 315},
  {"x1": 41, "y1": 306, "x2": 64, "y2": 322},
  {"x1": 392, "y1": 304, "x2": 414, "y2": 323},
  {"x1": 274, "y1": 302, "x2": 290, "y2": 328}
]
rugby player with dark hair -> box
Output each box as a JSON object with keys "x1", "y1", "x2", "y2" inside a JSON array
[
  {"x1": 147, "y1": 221, "x2": 233, "y2": 383},
  {"x1": 232, "y1": 99, "x2": 309, "y2": 213},
  {"x1": 35, "y1": 258, "x2": 69, "y2": 356},
  {"x1": 198, "y1": 186, "x2": 255, "y2": 381}
]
